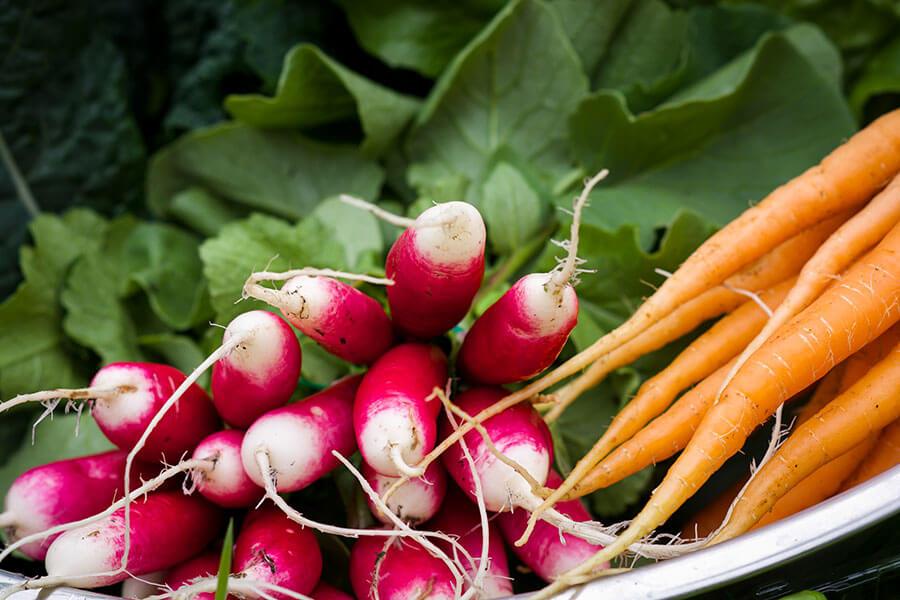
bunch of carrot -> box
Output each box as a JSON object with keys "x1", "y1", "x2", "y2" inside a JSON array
[{"x1": 513, "y1": 108, "x2": 900, "y2": 595}]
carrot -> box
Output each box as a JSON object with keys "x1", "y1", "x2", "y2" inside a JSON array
[
  {"x1": 541, "y1": 278, "x2": 795, "y2": 502},
  {"x1": 527, "y1": 110, "x2": 900, "y2": 418},
  {"x1": 752, "y1": 438, "x2": 877, "y2": 530},
  {"x1": 840, "y1": 418, "x2": 900, "y2": 490},
  {"x1": 709, "y1": 338, "x2": 900, "y2": 544},
  {"x1": 543, "y1": 222, "x2": 900, "y2": 589},
  {"x1": 563, "y1": 359, "x2": 737, "y2": 499},
  {"x1": 544, "y1": 213, "x2": 848, "y2": 423},
  {"x1": 680, "y1": 363, "x2": 848, "y2": 540},
  {"x1": 716, "y1": 173, "x2": 900, "y2": 403}
]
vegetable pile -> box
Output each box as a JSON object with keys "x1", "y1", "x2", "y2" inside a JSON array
[{"x1": 2, "y1": 0, "x2": 900, "y2": 599}]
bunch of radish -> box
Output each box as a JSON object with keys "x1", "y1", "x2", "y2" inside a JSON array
[{"x1": 0, "y1": 113, "x2": 900, "y2": 600}]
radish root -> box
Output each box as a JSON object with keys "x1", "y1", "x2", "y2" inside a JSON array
[
  {"x1": 0, "y1": 385, "x2": 134, "y2": 415},
  {"x1": 146, "y1": 576, "x2": 314, "y2": 600},
  {"x1": 547, "y1": 170, "x2": 607, "y2": 294}
]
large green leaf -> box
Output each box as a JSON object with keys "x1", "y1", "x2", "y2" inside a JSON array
[
  {"x1": 569, "y1": 27, "x2": 853, "y2": 240},
  {"x1": 199, "y1": 213, "x2": 349, "y2": 324},
  {"x1": 146, "y1": 123, "x2": 384, "y2": 222},
  {"x1": 226, "y1": 45, "x2": 420, "y2": 157},
  {"x1": 0, "y1": 211, "x2": 109, "y2": 399},
  {"x1": 407, "y1": 0, "x2": 589, "y2": 208},
  {"x1": 334, "y1": 0, "x2": 505, "y2": 78},
  {"x1": 122, "y1": 223, "x2": 211, "y2": 330}
]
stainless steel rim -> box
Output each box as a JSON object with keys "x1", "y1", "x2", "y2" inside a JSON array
[
  {"x1": 558, "y1": 465, "x2": 900, "y2": 599},
  {"x1": 1, "y1": 466, "x2": 897, "y2": 599}
]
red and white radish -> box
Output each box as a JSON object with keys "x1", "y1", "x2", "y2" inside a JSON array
[
  {"x1": 354, "y1": 343, "x2": 448, "y2": 477},
  {"x1": 311, "y1": 582, "x2": 352, "y2": 600},
  {"x1": 497, "y1": 471, "x2": 605, "y2": 582},
  {"x1": 350, "y1": 535, "x2": 456, "y2": 600},
  {"x1": 0, "y1": 362, "x2": 220, "y2": 462},
  {"x1": 1, "y1": 451, "x2": 144, "y2": 560},
  {"x1": 43, "y1": 491, "x2": 223, "y2": 587},
  {"x1": 440, "y1": 387, "x2": 552, "y2": 513},
  {"x1": 233, "y1": 506, "x2": 323, "y2": 598},
  {"x1": 211, "y1": 310, "x2": 302, "y2": 427},
  {"x1": 341, "y1": 195, "x2": 486, "y2": 339},
  {"x1": 457, "y1": 172, "x2": 606, "y2": 384},
  {"x1": 362, "y1": 461, "x2": 447, "y2": 525},
  {"x1": 430, "y1": 486, "x2": 513, "y2": 599},
  {"x1": 243, "y1": 269, "x2": 394, "y2": 365},
  {"x1": 192, "y1": 430, "x2": 262, "y2": 508},
  {"x1": 165, "y1": 551, "x2": 219, "y2": 600},
  {"x1": 242, "y1": 375, "x2": 360, "y2": 493}
]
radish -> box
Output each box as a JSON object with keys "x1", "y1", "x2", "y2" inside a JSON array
[
  {"x1": 192, "y1": 430, "x2": 262, "y2": 508},
  {"x1": 354, "y1": 343, "x2": 448, "y2": 477},
  {"x1": 165, "y1": 551, "x2": 219, "y2": 600},
  {"x1": 349, "y1": 534, "x2": 456, "y2": 600},
  {"x1": 0, "y1": 451, "x2": 157, "y2": 561},
  {"x1": 362, "y1": 461, "x2": 447, "y2": 525},
  {"x1": 457, "y1": 172, "x2": 606, "y2": 384},
  {"x1": 342, "y1": 195, "x2": 486, "y2": 339},
  {"x1": 44, "y1": 491, "x2": 223, "y2": 587},
  {"x1": 0, "y1": 362, "x2": 220, "y2": 462},
  {"x1": 233, "y1": 506, "x2": 323, "y2": 598},
  {"x1": 242, "y1": 375, "x2": 360, "y2": 493},
  {"x1": 211, "y1": 310, "x2": 302, "y2": 427},
  {"x1": 429, "y1": 486, "x2": 512, "y2": 599},
  {"x1": 311, "y1": 582, "x2": 352, "y2": 600},
  {"x1": 243, "y1": 268, "x2": 394, "y2": 365},
  {"x1": 121, "y1": 571, "x2": 167, "y2": 599},
  {"x1": 440, "y1": 387, "x2": 552, "y2": 513},
  {"x1": 497, "y1": 470, "x2": 605, "y2": 581}
]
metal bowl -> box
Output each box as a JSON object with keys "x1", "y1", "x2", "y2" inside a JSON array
[{"x1": 1, "y1": 466, "x2": 898, "y2": 599}]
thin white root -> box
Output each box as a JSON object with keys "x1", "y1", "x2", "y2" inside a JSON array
[
  {"x1": 441, "y1": 391, "x2": 491, "y2": 598},
  {"x1": 120, "y1": 335, "x2": 246, "y2": 578},
  {"x1": 388, "y1": 444, "x2": 426, "y2": 478},
  {"x1": 339, "y1": 194, "x2": 417, "y2": 228},
  {"x1": 253, "y1": 447, "x2": 472, "y2": 569},
  {"x1": 145, "y1": 576, "x2": 313, "y2": 600},
  {"x1": 0, "y1": 458, "x2": 213, "y2": 563},
  {"x1": 548, "y1": 169, "x2": 608, "y2": 293},
  {"x1": 330, "y1": 451, "x2": 472, "y2": 598},
  {"x1": 431, "y1": 389, "x2": 546, "y2": 497},
  {"x1": 370, "y1": 536, "x2": 394, "y2": 600},
  {"x1": 244, "y1": 267, "x2": 394, "y2": 291},
  {"x1": 0, "y1": 385, "x2": 131, "y2": 414}
]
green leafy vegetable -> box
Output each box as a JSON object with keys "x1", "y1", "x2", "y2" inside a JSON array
[
  {"x1": 226, "y1": 44, "x2": 420, "y2": 157},
  {"x1": 570, "y1": 27, "x2": 853, "y2": 240},
  {"x1": 407, "y1": 0, "x2": 588, "y2": 207},
  {"x1": 147, "y1": 123, "x2": 384, "y2": 222}
]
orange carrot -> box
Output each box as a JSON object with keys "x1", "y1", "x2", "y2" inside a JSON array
[
  {"x1": 751, "y1": 438, "x2": 877, "y2": 530},
  {"x1": 562, "y1": 359, "x2": 737, "y2": 499},
  {"x1": 546, "y1": 222, "x2": 900, "y2": 583},
  {"x1": 839, "y1": 418, "x2": 900, "y2": 490},
  {"x1": 544, "y1": 212, "x2": 849, "y2": 421},
  {"x1": 718, "y1": 174, "x2": 900, "y2": 404},
  {"x1": 710, "y1": 339, "x2": 900, "y2": 543},
  {"x1": 680, "y1": 363, "x2": 847, "y2": 540},
  {"x1": 544, "y1": 278, "x2": 795, "y2": 485},
  {"x1": 543, "y1": 277, "x2": 802, "y2": 423},
  {"x1": 528, "y1": 110, "x2": 900, "y2": 427}
]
